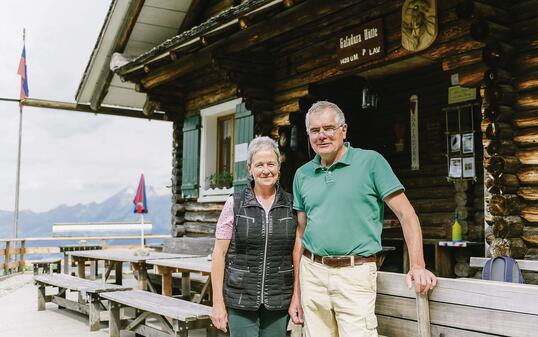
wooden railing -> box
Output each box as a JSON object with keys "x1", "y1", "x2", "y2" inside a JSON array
[{"x1": 0, "y1": 235, "x2": 170, "y2": 276}]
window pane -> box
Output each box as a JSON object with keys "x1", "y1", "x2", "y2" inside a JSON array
[{"x1": 217, "y1": 116, "x2": 234, "y2": 175}]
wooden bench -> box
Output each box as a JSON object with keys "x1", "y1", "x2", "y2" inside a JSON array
[
  {"x1": 376, "y1": 271, "x2": 538, "y2": 336},
  {"x1": 30, "y1": 258, "x2": 62, "y2": 275},
  {"x1": 101, "y1": 290, "x2": 217, "y2": 337},
  {"x1": 34, "y1": 273, "x2": 131, "y2": 331},
  {"x1": 470, "y1": 257, "x2": 538, "y2": 272}
]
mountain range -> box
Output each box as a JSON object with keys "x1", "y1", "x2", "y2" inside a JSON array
[{"x1": 0, "y1": 186, "x2": 171, "y2": 238}]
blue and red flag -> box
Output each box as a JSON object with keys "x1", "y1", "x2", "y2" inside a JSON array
[
  {"x1": 17, "y1": 44, "x2": 29, "y2": 101},
  {"x1": 133, "y1": 174, "x2": 148, "y2": 214}
]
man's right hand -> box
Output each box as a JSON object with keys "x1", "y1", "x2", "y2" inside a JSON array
[
  {"x1": 288, "y1": 293, "x2": 304, "y2": 324},
  {"x1": 211, "y1": 301, "x2": 228, "y2": 333}
]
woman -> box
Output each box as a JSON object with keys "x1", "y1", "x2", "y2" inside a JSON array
[{"x1": 211, "y1": 136, "x2": 297, "y2": 337}]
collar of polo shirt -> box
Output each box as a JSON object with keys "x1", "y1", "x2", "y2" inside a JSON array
[{"x1": 313, "y1": 142, "x2": 352, "y2": 172}]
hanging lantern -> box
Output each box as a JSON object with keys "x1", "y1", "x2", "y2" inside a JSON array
[{"x1": 362, "y1": 86, "x2": 378, "y2": 110}]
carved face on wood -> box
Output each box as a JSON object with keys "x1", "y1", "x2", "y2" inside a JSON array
[{"x1": 401, "y1": 0, "x2": 438, "y2": 52}]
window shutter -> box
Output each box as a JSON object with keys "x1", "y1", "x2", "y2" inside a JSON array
[
  {"x1": 181, "y1": 115, "x2": 201, "y2": 199},
  {"x1": 233, "y1": 102, "x2": 254, "y2": 192}
]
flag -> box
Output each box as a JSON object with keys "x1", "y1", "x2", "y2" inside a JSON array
[
  {"x1": 17, "y1": 44, "x2": 29, "y2": 100},
  {"x1": 133, "y1": 174, "x2": 148, "y2": 214}
]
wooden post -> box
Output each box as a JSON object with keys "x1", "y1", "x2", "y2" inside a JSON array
[
  {"x1": 136, "y1": 262, "x2": 148, "y2": 291},
  {"x1": 109, "y1": 302, "x2": 121, "y2": 337},
  {"x1": 88, "y1": 295, "x2": 100, "y2": 331},
  {"x1": 77, "y1": 257, "x2": 86, "y2": 279},
  {"x1": 115, "y1": 262, "x2": 123, "y2": 285},
  {"x1": 402, "y1": 241, "x2": 410, "y2": 273},
  {"x1": 416, "y1": 292, "x2": 431, "y2": 337},
  {"x1": 90, "y1": 260, "x2": 98, "y2": 280},
  {"x1": 161, "y1": 267, "x2": 173, "y2": 297},
  {"x1": 63, "y1": 250, "x2": 69, "y2": 274},
  {"x1": 18, "y1": 240, "x2": 25, "y2": 272},
  {"x1": 434, "y1": 245, "x2": 454, "y2": 277},
  {"x1": 37, "y1": 284, "x2": 46, "y2": 311},
  {"x1": 182, "y1": 271, "x2": 192, "y2": 300},
  {"x1": 4, "y1": 241, "x2": 11, "y2": 274}
]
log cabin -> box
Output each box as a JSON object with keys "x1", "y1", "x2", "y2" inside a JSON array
[{"x1": 75, "y1": 0, "x2": 538, "y2": 283}]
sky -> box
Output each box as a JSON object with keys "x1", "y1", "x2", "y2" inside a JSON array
[{"x1": 0, "y1": 1, "x2": 172, "y2": 212}]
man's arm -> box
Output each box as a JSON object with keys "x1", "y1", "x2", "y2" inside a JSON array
[
  {"x1": 385, "y1": 191, "x2": 437, "y2": 293},
  {"x1": 288, "y1": 211, "x2": 306, "y2": 324}
]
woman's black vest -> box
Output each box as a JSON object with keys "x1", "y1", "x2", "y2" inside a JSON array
[{"x1": 223, "y1": 185, "x2": 297, "y2": 311}]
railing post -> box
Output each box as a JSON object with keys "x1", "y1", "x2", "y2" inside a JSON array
[
  {"x1": 416, "y1": 292, "x2": 432, "y2": 337},
  {"x1": 4, "y1": 241, "x2": 11, "y2": 275},
  {"x1": 19, "y1": 240, "x2": 26, "y2": 272}
]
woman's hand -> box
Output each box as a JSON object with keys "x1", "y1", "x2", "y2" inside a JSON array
[
  {"x1": 211, "y1": 301, "x2": 228, "y2": 333},
  {"x1": 288, "y1": 293, "x2": 304, "y2": 324}
]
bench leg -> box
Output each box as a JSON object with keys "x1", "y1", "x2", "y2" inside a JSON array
[
  {"x1": 63, "y1": 254, "x2": 69, "y2": 274},
  {"x1": 37, "y1": 284, "x2": 46, "y2": 311},
  {"x1": 89, "y1": 295, "x2": 100, "y2": 331},
  {"x1": 109, "y1": 302, "x2": 121, "y2": 337},
  {"x1": 57, "y1": 288, "x2": 66, "y2": 310},
  {"x1": 115, "y1": 262, "x2": 122, "y2": 285}
]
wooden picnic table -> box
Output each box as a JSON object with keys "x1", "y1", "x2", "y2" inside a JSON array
[
  {"x1": 147, "y1": 256, "x2": 212, "y2": 302},
  {"x1": 68, "y1": 249, "x2": 196, "y2": 291}
]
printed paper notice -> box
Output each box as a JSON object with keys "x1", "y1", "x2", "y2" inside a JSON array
[
  {"x1": 463, "y1": 157, "x2": 475, "y2": 178},
  {"x1": 234, "y1": 143, "x2": 248, "y2": 162},
  {"x1": 449, "y1": 158, "x2": 462, "y2": 178}
]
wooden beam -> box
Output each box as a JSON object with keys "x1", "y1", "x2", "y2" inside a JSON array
[
  {"x1": 130, "y1": 0, "x2": 357, "y2": 89},
  {"x1": 20, "y1": 98, "x2": 169, "y2": 121}
]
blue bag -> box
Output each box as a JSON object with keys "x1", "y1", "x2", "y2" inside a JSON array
[{"x1": 482, "y1": 256, "x2": 524, "y2": 283}]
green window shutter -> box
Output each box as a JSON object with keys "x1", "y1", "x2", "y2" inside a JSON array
[
  {"x1": 234, "y1": 102, "x2": 254, "y2": 192},
  {"x1": 181, "y1": 115, "x2": 201, "y2": 199}
]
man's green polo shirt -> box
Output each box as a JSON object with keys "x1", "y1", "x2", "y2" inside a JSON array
[{"x1": 292, "y1": 144, "x2": 404, "y2": 256}]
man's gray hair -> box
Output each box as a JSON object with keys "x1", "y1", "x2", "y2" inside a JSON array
[
  {"x1": 247, "y1": 136, "x2": 281, "y2": 166},
  {"x1": 305, "y1": 101, "x2": 346, "y2": 133}
]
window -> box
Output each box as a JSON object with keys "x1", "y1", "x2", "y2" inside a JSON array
[{"x1": 198, "y1": 98, "x2": 242, "y2": 202}]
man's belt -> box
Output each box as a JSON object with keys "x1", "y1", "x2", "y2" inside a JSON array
[{"x1": 303, "y1": 250, "x2": 376, "y2": 267}]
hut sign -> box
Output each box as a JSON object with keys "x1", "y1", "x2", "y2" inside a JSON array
[{"x1": 337, "y1": 19, "x2": 384, "y2": 69}]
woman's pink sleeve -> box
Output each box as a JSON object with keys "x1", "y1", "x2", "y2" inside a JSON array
[{"x1": 215, "y1": 196, "x2": 234, "y2": 240}]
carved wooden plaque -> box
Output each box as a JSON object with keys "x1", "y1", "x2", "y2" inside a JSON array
[{"x1": 401, "y1": 0, "x2": 438, "y2": 52}]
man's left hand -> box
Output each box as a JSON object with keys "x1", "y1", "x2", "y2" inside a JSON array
[{"x1": 406, "y1": 266, "x2": 437, "y2": 294}]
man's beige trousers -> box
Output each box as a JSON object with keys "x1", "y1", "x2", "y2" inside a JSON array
[{"x1": 300, "y1": 257, "x2": 378, "y2": 337}]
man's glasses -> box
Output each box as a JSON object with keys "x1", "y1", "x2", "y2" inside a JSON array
[{"x1": 308, "y1": 124, "x2": 344, "y2": 138}]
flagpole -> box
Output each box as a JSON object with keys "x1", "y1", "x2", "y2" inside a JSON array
[
  {"x1": 140, "y1": 213, "x2": 145, "y2": 249},
  {"x1": 13, "y1": 28, "x2": 26, "y2": 240}
]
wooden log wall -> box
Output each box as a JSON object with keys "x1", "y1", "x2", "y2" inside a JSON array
[
  {"x1": 512, "y1": 0, "x2": 538, "y2": 262},
  {"x1": 171, "y1": 119, "x2": 186, "y2": 237},
  {"x1": 362, "y1": 66, "x2": 484, "y2": 250},
  {"x1": 166, "y1": 46, "x2": 276, "y2": 237},
  {"x1": 454, "y1": 0, "x2": 532, "y2": 258},
  {"x1": 164, "y1": 0, "x2": 502, "y2": 241}
]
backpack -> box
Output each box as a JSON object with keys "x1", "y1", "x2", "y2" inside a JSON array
[{"x1": 482, "y1": 256, "x2": 525, "y2": 283}]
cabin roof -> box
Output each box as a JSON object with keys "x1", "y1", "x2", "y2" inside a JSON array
[
  {"x1": 114, "y1": 0, "x2": 275, "y2": 75},
  {"x1": 76, "y1": 0, "x2": 192, "y2": 110}
]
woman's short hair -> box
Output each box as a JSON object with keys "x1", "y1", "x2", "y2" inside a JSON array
[
  {"x1": 305, "y1": 101, "x2": 346, "y2": 133},
  {"x1": 247, "y1": 136, "x2": 281, "y2": 166}
]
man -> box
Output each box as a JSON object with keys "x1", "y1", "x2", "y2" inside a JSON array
[{"x1": 288, "y1": 101, "x2": 437, "y2": 337}]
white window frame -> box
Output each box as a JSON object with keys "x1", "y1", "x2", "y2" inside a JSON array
[{"x1": 197, "y1": 98, "x2": 242, "y2": 202}]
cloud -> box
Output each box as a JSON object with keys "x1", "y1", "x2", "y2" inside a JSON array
[{"x1": 0, "y1": 1, "x2": 173, "y2": 212}]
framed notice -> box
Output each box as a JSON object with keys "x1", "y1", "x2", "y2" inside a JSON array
[
  {"x1": 462, "y1": 157, "x2": 475, "y2": 178},
  {"x1": 450, "y1": 134, "x2": 461, "y2": 153},
  {"x1": 462, "y1": 132, "x2": 474, "y2": 154},
  {"x1": 449, "y1": 157, "x2": 462, "y2": 178}
]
